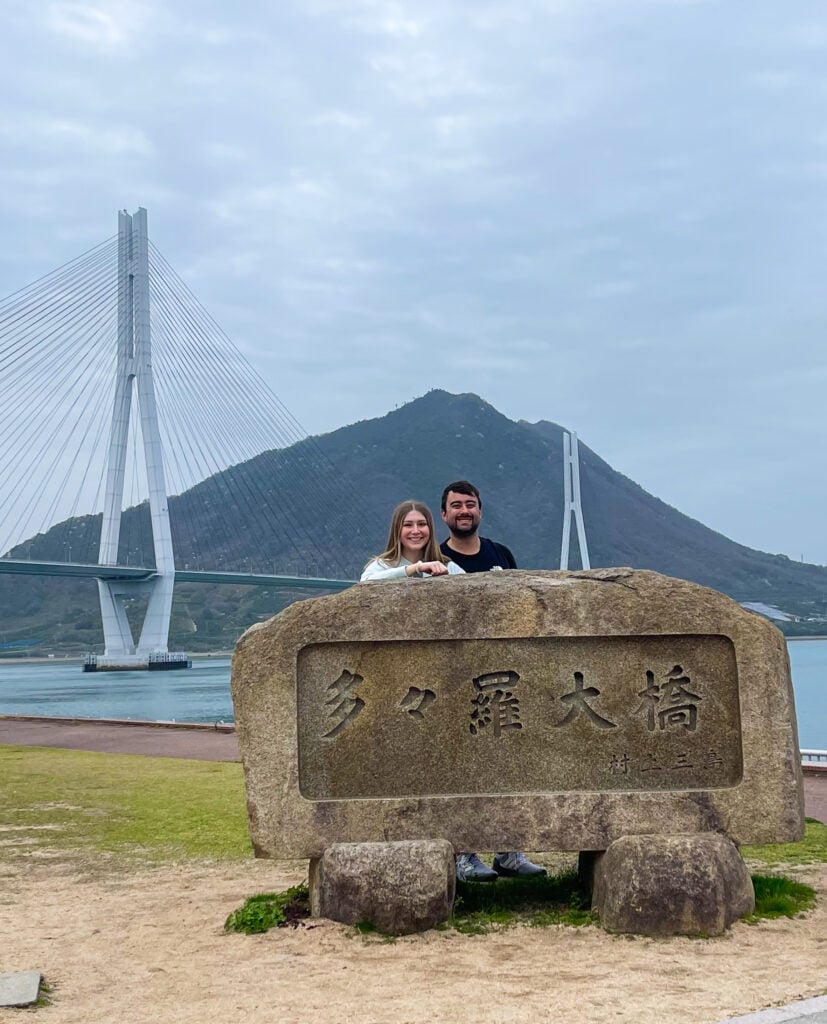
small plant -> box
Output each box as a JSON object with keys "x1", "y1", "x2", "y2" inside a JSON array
[
  {"x1": 746, "y1": 874, "x2": 816, "y2": 922},
  {"x1": 224, "y1": 884, "x2": 310, "y2": 934},
  {"x1": 33, "y1": 977, "x2": 54, "y2": 1008}
]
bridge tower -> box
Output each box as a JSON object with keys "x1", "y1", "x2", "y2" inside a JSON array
[
  {"x1": 560, "y1": 430, "x2": 591, "y2": 570},
  {"x1": 95, "y1": 208, "x2": 180, "y2": 670}
]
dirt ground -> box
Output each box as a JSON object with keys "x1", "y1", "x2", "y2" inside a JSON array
[
  {"x1": 2, "y1": 855, "x2": 826, "y2": 1024},
  {"x1": 1, "y1": 723, "x2": 824, "y2": 1022}
]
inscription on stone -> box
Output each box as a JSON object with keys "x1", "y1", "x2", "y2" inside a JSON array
[
  {"x1": 400, "y1": 687, "x2": 435, "y2": 720},
  {"x1": 322, "y1": 669, "x2": 365, "y2": 739},
  {"x1": 470, "y1": 671, "x2": 522, "y2": 736},
  {"x1": 296, "y1": 634, "x2": 743, "y2": 799}
]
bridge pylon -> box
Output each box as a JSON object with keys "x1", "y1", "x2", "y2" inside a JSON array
[
  {"x1": 94, "y1": 208, "x2": 182, "y2": 671},
  {"x1": 559, "y1": 430, "x2": 591, "y2": 570}
]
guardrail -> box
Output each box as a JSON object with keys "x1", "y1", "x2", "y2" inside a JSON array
[{"x1": 801, "y1": 749, "x2": 827, "y2": 766}]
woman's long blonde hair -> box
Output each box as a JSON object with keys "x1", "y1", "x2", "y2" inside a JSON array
[{"x1": 371, "y1": 500, "x2": 450, "y2": 567}]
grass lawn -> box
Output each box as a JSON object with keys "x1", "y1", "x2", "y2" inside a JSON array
[
  {"x1": 744, "y1": 818, "x2": 827, "y2": 866},
  {"x1": 0, "y1": 745, "x2": 251, "y2": 862}
]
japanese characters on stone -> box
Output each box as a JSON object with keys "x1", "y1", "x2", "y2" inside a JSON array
[
  {"x1": 320, "y1": 659, "x2": 720, "y2": 785},
  {"x1": 298, "y1": 634, "x2": 742, "y2": 798}
]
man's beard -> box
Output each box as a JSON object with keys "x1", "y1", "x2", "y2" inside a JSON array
[{"x1": 451, "y1": 520, "x2": 479, "y2": 538}]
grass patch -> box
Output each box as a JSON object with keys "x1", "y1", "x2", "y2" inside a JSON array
[
  {"x1": 224, "y1": 871, "x2": 594, "y2": 938},
  {"x1": 33, "y1": 977, "x2": 54, "y2": 1008},
  {"x1": 0, "y1": 745, "x2": 251, "y2": 864},
  {"x1": 352, "y1": 920, "x2": 398, "y2": 942},
  {"x1": 743, "y1": 818, "x2": 827, "y2": 866},
  {"x1": 224, "y1": 884, "x2": 309, "y2": 933},
  {"x1": 746, "y1": 874, "x2": 817, "y2": 921},
  {"x1": 221, "y1": 868, "x2": 814, "y2": 939},
  {"x1": 451, "y1": 869, "x2": 595, "y2": 934}
]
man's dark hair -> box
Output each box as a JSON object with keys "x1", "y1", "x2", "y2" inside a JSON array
[{"x1": 441, "y1": 480, "x2": 482, "y2": 512}]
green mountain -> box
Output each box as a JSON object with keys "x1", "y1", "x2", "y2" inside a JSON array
[{"x1": 2, "y1": 389, "x2": 825, "y2": 654}]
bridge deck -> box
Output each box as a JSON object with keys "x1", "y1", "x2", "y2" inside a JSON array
[{"x1": 0, "y1": 559, "x2": 354, "y2": 589}]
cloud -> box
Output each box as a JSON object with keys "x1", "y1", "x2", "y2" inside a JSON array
[
  {"x1": 0, "y1": 0, "x2": 826, "y2": 562},
  {"x1": 42, "y1": 0, "x2": 154, "y2": 51},
  {"x1": 1, "y1": 117, "x2": 153, "y2": 156},
  {"x1": 311, "y1": 110, "x2": 370, "y2": 129}
]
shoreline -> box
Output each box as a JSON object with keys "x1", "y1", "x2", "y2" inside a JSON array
[
  {"x1": 0, "y1": 713, "x2": 235, "y2": 731},
  {"x1": 1, "y1": 638, "x2": 824, "y2": 665},
  {"x1": 1, "y1": 636, "x2": 823, "y2": 668},
  {"x1": 0, "y1": 651, "x2": 233, "y2": 665}
]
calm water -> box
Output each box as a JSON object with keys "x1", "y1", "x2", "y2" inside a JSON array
[
  {"x1": 0, "y1": 657, "x2": 233, "y2": 725},
  {"x1": 0, "y1": 641, "x2": 824, "y2": 747},
  {"x1": 787, "y1": 639, "x2": 827, "y2": 749}
]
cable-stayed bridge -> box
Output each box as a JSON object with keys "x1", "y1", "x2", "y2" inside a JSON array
[{"x1": 0, "y1": 208, "x2": 358, "y2": 669}]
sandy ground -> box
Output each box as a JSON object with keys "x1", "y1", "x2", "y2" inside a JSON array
[
  {"x1": 1, "y1": 723, "x2": 824, "y2": 1022},
  {"x1": 1, "y1": 855, "x2": 825, "y2": 1024}
]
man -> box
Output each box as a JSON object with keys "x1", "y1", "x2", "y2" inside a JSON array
[
  {"x1": 440, "y1": 479, "x2": 547, "y2": 883},
  {"x1": 440, "y1": 480, "x2": 517, "y2": 574}
]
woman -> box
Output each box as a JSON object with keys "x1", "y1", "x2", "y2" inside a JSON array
[{"x1": 361, "y1": 500, "x2": 464, "y2": 581}]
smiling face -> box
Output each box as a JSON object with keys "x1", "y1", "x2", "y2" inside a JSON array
[
  {"x1": 441, "y1": 490, "x2": 482, "y2": 538},
  {"x1": 399, "y1": 509, "x2": 431, "y2": 560}
]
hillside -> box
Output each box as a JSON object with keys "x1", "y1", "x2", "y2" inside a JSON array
[{"x1": 2, "y1": 389, "x2": 826, "y2": 653}]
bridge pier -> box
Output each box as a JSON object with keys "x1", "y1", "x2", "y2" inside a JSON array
[{"x1": 92, "y1": 572, "x2": 180, "y2": 671}]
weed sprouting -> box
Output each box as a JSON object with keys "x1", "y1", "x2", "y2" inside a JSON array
[{"x1": 224, "y1": 884, "x2": 309, "y2": 934}]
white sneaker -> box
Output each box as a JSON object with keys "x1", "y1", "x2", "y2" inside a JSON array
[
  {"x1": 455, "y1": 853, "x2": 498, "y2": 882},
  {"x1": 493, "y1": 851, "x2": 547, "y2": 878}
]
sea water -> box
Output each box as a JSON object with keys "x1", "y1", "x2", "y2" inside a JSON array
[
  {"x1": 0, "y1": 657, "x2": 233, "y2": 726},
  {"x1": 0, "y1": 641, "x2": 824, "y2": 748},
  {"x1": 786, "y1": 639, "x2": 826, "y2": 750}
]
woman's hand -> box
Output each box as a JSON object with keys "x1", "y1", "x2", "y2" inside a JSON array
[{"x1": 406, "y1": 560, "x2": 450, "y2": 577}]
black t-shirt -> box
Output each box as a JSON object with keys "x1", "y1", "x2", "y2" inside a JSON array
[{"x1": 440, "y1": 536, "x2": 517, "y2": 574}]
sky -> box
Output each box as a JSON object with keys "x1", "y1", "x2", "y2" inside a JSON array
[{"x1": 1, "y1": 0, "x2": 827, "y2": 565}]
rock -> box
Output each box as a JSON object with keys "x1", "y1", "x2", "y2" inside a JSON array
[
  {"x1": 231, "y1": 568, "x2": 804, "y2": 859},
  {"x1": 0, "y1": 971, "x2": 42, "y2": 1008},
  {"x1": 592, "y1": 832, "x2": 755, "y2": 936},
  {"x1": 309, "y1": 839, "x2": 455, "y2": 935}
]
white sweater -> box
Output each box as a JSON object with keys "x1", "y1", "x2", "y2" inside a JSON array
[{"x1": 360, "y1": 556, "x2": 465, "y2": 581}]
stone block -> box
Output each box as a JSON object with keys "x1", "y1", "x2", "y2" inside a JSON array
[
  {"x1": 592, "y1": 832, "x2": 755, "y2": 936},
  {"x1": 309, "y1": 839, "x2": 455, "y2": 935},
  {"x1": 0, "y1": 971, "x2": 41, "y2": 1008},
  {"x1": 231, "y1": 569, "x2": 804, "y2": 858}
]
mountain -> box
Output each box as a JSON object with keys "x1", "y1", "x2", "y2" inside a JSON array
[{"x1": 2, "y1": 389, "x2": 826, "y2": 654}]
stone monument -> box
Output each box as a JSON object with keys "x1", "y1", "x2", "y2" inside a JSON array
[{"x1": 231, "y1": 568, "x2": 804, "y2": 935}]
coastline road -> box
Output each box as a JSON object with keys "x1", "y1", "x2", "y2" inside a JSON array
[{"x1": 0, "y1": 715, "x2": 239, "y2": 761}]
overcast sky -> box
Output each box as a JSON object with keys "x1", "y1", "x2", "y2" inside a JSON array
[{"x1": 2, "y1": 0, "x2": 827, "y2": 565}]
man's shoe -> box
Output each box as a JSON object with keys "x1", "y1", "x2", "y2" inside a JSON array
[
  {"x1": 493, "y1": 851, "x2": 547, "y2": 878},
  {"x1": 456, "y1": 853, "x2": 498, "y2": 882}
]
